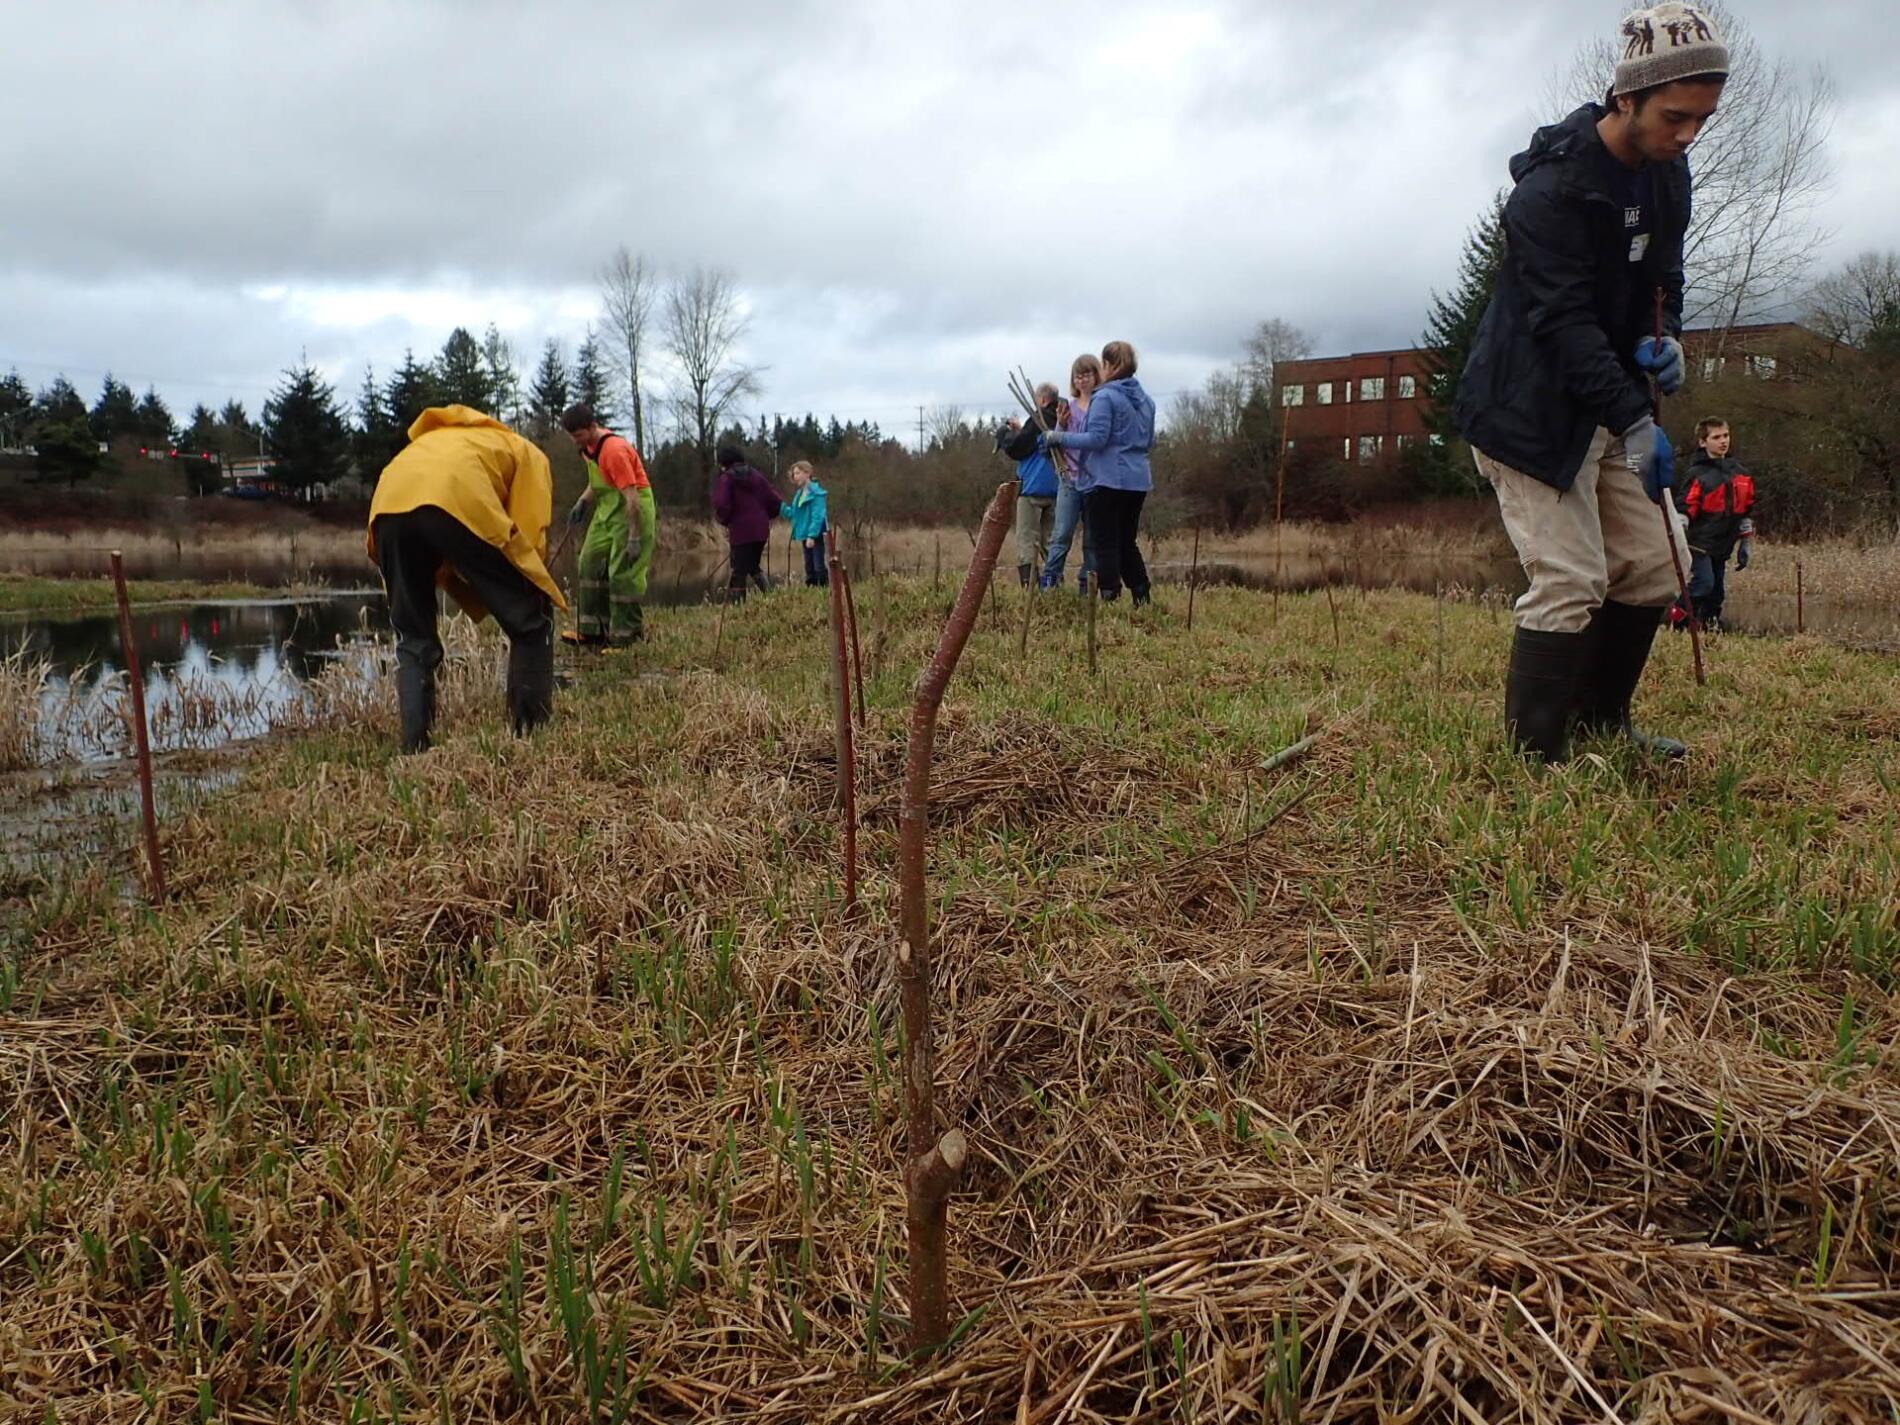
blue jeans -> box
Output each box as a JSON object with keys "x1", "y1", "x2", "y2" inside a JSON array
[
  {"x1": 1686, "y1": 549, "x2": 1728, "y2": 624},
  {"x1": 1041, "y1": 482, "x2": 1094, "y2": 587},
  {"x1": 802, "y1": 529, "x2": 829, "y2": 587}
]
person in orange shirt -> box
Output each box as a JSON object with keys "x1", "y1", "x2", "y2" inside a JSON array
[{"x1": 561, "y1": 403, "x2": 658, "y2": 645}]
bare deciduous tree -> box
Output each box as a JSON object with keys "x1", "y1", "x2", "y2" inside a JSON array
[
  {"x1": 599, "y1": 246, "x2": 657, "y2": 452},
  {"x1": 661, "y1": 267, "x2": 761, "y2": 475},
  {"x1": 1805, "y1": 251, "x2": 1900, "y2": 348},
  {"x1": 1546, "y1": 3, "x2": 1834, "y2": 341},
  {"x1": 1239, "y1": 318, "x2": 1314, "y2": 403}
]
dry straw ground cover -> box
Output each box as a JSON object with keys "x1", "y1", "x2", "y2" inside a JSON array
[{"x1": 3, "y1": 580, "x2": 1898, "y2": 1422}]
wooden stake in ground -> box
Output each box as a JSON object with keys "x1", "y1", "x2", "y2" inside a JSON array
[
  {"x1": 839, "y1": 555, "x2": 867, "y2": 728},
  {"x1": 898, "y1": 478, "x2": 1013, "y2": 1353},
  {"x1": 1186, "y1": 524, "x2": 1202, "y2": 632},
  {"x1": 1086, "y1": 578, "x2": 1098, "y2": 676},
  {"x1": 1653, "y1": 287, "x2": 1706, "y2": 687},
  {"x1": 825, "y1": 531, "x2": 858, "y2": 916},
  {"x1": 109, "y1": 552, "x2": 167, "y2": 903}
]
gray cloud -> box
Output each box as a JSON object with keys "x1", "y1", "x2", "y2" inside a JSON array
[{"x1": 3, "y1": 0, "x2": 1893, "y2": 433}]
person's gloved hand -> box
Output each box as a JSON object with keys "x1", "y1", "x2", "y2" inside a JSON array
[
  {"x1": 1634, "y1": 335, "x2": 1685, "y2": 394},
  {"x1": 567, "y1": 500, "x2": 589, "y2": 527},
  {"x1": 1621, "y1": 416, "x2": 1676, "y2": 504},
  {"x1": 1042, "y1": 428, "x2": 1064, "y2": 447},
  {"x1": 1735, "y1": 538, "x2": 1751, "y2": 570}
]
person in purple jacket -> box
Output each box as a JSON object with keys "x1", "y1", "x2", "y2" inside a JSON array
[{"x1": 712, "y1": 446, "x2": 783, "y2": 599}]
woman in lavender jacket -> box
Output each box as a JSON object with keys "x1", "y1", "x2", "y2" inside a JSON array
[
  {"x1": 1045, "y1": 340, "x2": 1154, "y2": 604},
  {"x1": 1040, "y1": 353, "x2": 1101, "y2": 592}
]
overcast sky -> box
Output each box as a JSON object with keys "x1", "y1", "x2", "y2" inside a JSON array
[{"x1": 3, "y1": 0, "x2": 1894, "y2": 443}]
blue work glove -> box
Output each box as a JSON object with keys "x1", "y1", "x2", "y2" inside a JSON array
[
  {"x1": 1621, "y1": 416, "x2": 1675, "y2": 504},
  {"x1": 1634, "y1": 336, "x2": 1685, "y2": 395},
  {"x1": 1735, "y1": 538, "x2": 1751, "y2": 571}
]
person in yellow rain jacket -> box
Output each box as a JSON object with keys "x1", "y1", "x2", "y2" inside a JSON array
[
  {"x1": 366, "y1": 405, "x2": 566, "y2": 752},
  {"x1": 559, "y1": 402, "x2": 657, "y2": 645}
]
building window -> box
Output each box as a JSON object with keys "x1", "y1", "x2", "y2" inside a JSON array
[
  {"x1": 1398, "y1": 374, "x2": 1417, "y2": 398},
  {"x1": 1285, "y1": 439, "x2": 1297, "y2": 452},
  {"x1": 1316, "y1": 382, "x2": 1333, "y2": 405},
  {"x1": 1428, "y1": 433, "x2": 1445, "y2": 447},
  {"x1": 1746, "y1": 354, "x2": 1779, "y2": 379},
  {"x1": 1281, "y1": 384, "x2": 1304, "y2": 407},
  {"x1": 1396, "y1": 434, "x2": 1415, "y2": 450},
  {"x1": 1358, "y1": 435, "x2": 1382, "y2": 465},
  {"x1": 1342, "y1": 438, "x2": 1353, "y2": 462},
  {"x1": 1700, "y1": 356, "x2": 1723, "y2": 382},
  {"x1": 1360, "y1": 376, "x2": 1386, "y2": 401}
]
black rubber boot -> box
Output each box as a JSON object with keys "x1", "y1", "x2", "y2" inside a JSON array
[
  {"x1": 1506, "y1": 626, "x2": 1586, "y2": 764},
  {"x1": 397, "y1": 664, "x2": 436, "y2": 754},
  {"x1": 507, "y1": 632, "x2": 554, "y2": 736},
  {"x1": 1573, "y1": 601, "x2": 1688, "y2": 758},
  {"x1": 1017, "y1": 563, "x2": 1033, "y2": 588}
]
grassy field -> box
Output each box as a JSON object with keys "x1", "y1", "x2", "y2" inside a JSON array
[
  {"x1": 0, "y1": 573, "x2": 290, "y2": 616},
  {"x1": 3, "y1": 576, "x2": 1897, "y2": 1421}
]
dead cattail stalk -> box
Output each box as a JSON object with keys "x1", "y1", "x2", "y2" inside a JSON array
[
  {"x1": 1017, "y1": 571, "x2": 1035, "y2": 658},
  {"x1": 110, "y1": 551, "x2": 167, "y2": 902},
  {"x1": 899, "y1": 477, "x2": 1014, "y2": 1354},
  {"x1": 933, "y1": 534, "x2": 942, "y2": 593},
  {"x1": 825, "y1": 532, "x2": 858, "y2": 916},
  {"x1": 1186, "y1": 524, "x2": 1202, "y2": 632},
  {"x1": 1796, "y1": 559, "x2": 1805, "y2": 634},
  {"x1": 712, "y1": 585, "x2": 730, "y2": 668}
]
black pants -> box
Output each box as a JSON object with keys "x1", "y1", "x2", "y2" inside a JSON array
[
  {"x1": 1084, "y1": 487, "x2": 1150, "y2": 602},
  {"x1": 729, "y1": 540, "x2": 770, "y2": 597},
  {"x1": 373, "y1": 507, "x2": 554, "y2": 742},
  {"x1": 803, "y1": 531, "x2": 829, "y2": 587}
]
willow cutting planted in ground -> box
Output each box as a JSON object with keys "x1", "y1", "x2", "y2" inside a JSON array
[{"x1": 4, "y1": 577, "x2": 1898, "y2": 1422}]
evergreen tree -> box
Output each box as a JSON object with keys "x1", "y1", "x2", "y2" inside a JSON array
[
  {"x1": 263, "y1": 363, "x2": 350, "y2": 495},
  {"x1": 1417, "y1": 195, "x2": 1506, "y2": 495},
  {"x1": 528, "y1": 339, "x2": 570, "y2": 432},
  {"x1": 176, "y1": 404, "x2": 225, "y2": 494},
  {"x1": 91, "y1": 373, "x2": 140, "y2": 442},
  {"x1": 434, "y1": 327, "x2": 493, "y2": 410},
  {"x1": 572, "y1": 327, "x2": 612, "y2": 422},
  {"x1": 0, "y1": 369, "x2": 31, "y2": 449},
  {"x1": 33, "y1": 418, "x2": 102, "y2": 487},
  {"x1": 134, "y1": 387, "x2": 176, "y2": 445},
  {"x1": 384, "y1": 349, "x2": 442, "y2": 437},
  {"x1": 36, "y1": 376, "x2": 90, "y2": 428},
  {"x1": 354, "y1": 363, "x2": 404, "y2": 477},
  {"x1": 219, "y1": 399, "x2": 255, "y2": 439},
  {"x1": 481, "y1": 324, "x2": 522, "y2": 422}
]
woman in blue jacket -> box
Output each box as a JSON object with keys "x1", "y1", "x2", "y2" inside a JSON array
[
  {"x1": 1046, "y1": 340, "x2": 1154, "y2": 604},
  {"x1": 781, "y1": 460, "x2": 829, "y2": 587}
]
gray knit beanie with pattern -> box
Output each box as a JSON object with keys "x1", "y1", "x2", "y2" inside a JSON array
[{"x1": 1613, "y1": 3, "x2": 1730, "y2": 96}]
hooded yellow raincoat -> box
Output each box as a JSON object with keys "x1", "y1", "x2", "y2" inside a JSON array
[{"x1": 366, "y1": 406, "x2": 567, "y2": 619}]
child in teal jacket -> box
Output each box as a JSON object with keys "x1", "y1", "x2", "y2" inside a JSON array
[{"x1": 782, "y1": 460, "x2": 830, "y2": 587}]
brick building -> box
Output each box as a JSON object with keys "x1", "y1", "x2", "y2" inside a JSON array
[
  {"x1": 1275, "y1": 322, "x2": 1817, "y2": 470},
  {"x1": 1274, "y1": 347, "x2": 1433, "y2": 470}
]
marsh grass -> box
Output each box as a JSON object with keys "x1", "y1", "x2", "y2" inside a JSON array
[{"x1": 3, "y1": 579, "x2": 1897, "y2": 1421}]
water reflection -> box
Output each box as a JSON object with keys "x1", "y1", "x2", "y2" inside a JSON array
[{"x1": 2, "y1": 594, "x2": 388, "y2": 763}]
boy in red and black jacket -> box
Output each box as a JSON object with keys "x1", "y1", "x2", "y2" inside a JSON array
[{"x1": 1672, "y1": 416, "x2": 1755, "y2": 630}]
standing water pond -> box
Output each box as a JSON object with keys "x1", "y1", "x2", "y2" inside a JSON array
[{"x1": 2, "y1": 593, "x2": 389, "y2": 764}]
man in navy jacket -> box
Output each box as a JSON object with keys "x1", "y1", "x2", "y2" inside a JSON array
[{"x1": 1457, "y1": 3, "x2": 1728, "y2": 763}]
